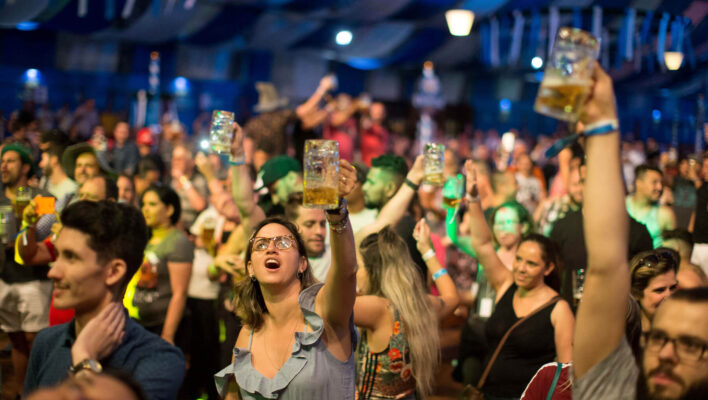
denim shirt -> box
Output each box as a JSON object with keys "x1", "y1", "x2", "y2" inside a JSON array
[{"x1": 24, "y1": 309, "x2": 185, "y2": 400}]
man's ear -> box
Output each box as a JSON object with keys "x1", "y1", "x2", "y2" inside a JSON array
[
  {"x1": 384, "y1": 181, "x2": 397, "y2": 199},
  {"x1": 104, "y1": 259, "x2": 128, "y2": 289}
]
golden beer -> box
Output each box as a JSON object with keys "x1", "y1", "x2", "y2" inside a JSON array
[
  {"x1": 442, "y1": 196, "x2": 462, "y2": 208},
  {"x1": 534, "y1": 78, "x2": 591, "y2": 122},
  {"x1": 13, "y1": 198, "x2": 29, "y2": 219},
  {"x1": 304, "y1": 186, "x2": 339, "y2": 208}
]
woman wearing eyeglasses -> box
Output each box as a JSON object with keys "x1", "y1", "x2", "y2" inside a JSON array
[
  {"x1": 215, "y1": 161, "x2": 358, "y2": 400},
  {"x1": 630, "y1": 249, "x2": 679, "y2": 333}
]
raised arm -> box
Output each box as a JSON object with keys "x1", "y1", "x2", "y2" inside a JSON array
[
  {"x1": 194, "y1": 152, "x2": 241, "y2": 224},
  {"x1": 229, "y1": 123, "x2": 265, "y2": 233},
  {"x1": 316, "y1": 160, "x2": 358, "y2": 332},
  {"x1": 462, "y1": 160, "x2": 512, "y2": 294},
  {"x1": 574, "y1": 63, "x2": 629, "y2": 378},
  {"x1": 413, "y1": 218, "x2": 459, "y2": 319},
  {"x1": 355, "y1": 155, "x2": 424, "y2": 246},
  {"x1": 445, "y1": 206, "x2": 477, "y2": 257},
  {"x1": 296, "y1": 75, "x2": 335, "y2": 120}
]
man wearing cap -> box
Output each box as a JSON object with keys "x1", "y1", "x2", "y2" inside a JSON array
[
  {"x1": 346, "y1": 162, "x2": 378, "y2": 235},
  {"x1": 62, "y1": 143, "x2": 114, "y2": 189},
  {"x1": 255, "y1": 155, "x2": 302, "y2": 217},
  {"x1": 0, "y1": 143, "x2": 54, "y2": 398},
  {"x1": 136, "y1": 127, "x2": 155, "y2": 158}
]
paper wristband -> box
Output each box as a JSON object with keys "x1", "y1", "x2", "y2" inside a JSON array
[
  {"x1": 583, "y1": 119, "x2": 619, "y2": 137},
  {"x1": 432, "y1": 268, "x2": 448, "y2": 281}
]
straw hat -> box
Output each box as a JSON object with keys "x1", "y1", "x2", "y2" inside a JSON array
[{"x1": 253, "y1": 82, "x2": 289, "y2": 113}]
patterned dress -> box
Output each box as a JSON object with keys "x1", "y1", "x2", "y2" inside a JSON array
[{"x1": 356, "y1": 310, "x2": 417, "y2": 400}]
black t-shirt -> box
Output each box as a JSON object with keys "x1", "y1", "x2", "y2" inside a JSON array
[
  {"x1": 672, "y1": 177, "x2": 697, "y2": 230},
  {"x1": 694, "y1": 183, "x2": 708, "y2": 243},
  {"x1": 550, "y1": 209, "x2": 653, "y2": 305}
]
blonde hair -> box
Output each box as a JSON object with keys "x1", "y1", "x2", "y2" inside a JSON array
[{"x1": 360, "y1": 226, "x2": 440, "y2": 399}]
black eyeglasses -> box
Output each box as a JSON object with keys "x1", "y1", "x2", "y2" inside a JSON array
[
  {"x1": 642, "y1": 330, "x2": 708, "y2": 362},
  {"x1": 251, "y1": 235, "x2": 296, "y2": 252}
]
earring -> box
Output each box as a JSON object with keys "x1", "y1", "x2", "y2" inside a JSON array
[
  {"x1": 250, "y1": 275, "x2": 257, "y2": 282},
  {"x1": 297, "y1": 271, "x2": 303, "y2": 281}
]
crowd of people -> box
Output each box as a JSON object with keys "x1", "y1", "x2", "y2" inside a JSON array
[{"x1": 0, "y1": 64, "x2": 706, "y2": 400}]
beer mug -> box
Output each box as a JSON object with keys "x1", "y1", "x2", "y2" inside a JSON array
[
  {"x1": 572, "y1": 267, "x2": 586, "y2": 306},
  {"x1": 534, "y1": 27, "x2": 600, "y2": 122},
  {"x1": 442, "y1": 174, "x2": 465, "y2": 208},
  {"x1": 303, "y1": 140, "x2": 339, "y2": 209},
  {"x1": 209, "y1": 110, "x2": 235, "y2": 154},
  {"x1": 0, "y1": 205, "x2": 16, "y2": 244},
  {"x1": 201, "y1": 216, "x2": 217, "y2": 255},
  {"x1": 14, "y1": 187, "x2": 31, "y2": 219},
  {"x1": 423, "y1": 143, "x2": 445, "y2": 186}
]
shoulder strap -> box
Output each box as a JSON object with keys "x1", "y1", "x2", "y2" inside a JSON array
[
  {"x1": 546, "y1": 362, "x2": 563, "y2": 400},
  {"x1": 475, "y1": 295, "x2": 561, "y2": 390}
]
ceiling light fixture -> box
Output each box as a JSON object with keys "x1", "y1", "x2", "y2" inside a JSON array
[{"x1": 445, "y1": 10, "x2": 474, "y2": 36}]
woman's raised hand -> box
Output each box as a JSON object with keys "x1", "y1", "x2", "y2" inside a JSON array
[
  {"x1": 463, "y1": 160, "x2": 478, "y2": 198},
  {"x1": 338, "y1": 159, "x2": 357, "y2": 198},
  {"x1": 413, "y1": 218, "x2": 432, "y2": 254}
]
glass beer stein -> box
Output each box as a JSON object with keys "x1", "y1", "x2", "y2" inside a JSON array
[
  {"x1": 534, "y1": 27, "x2": 600, "y2": 122},
  {"x1": 423, "y1": 143, "x2": 445, "y2": 186},
  {"x1": 14, "y1": 186, "x2": 31, "y2": 219},
  {"x1": 303, "y1": 140, "x2": 339, "y2": 209},
  {"x1": 209, "y1": 110, "x2": 235, "y2": 154}
]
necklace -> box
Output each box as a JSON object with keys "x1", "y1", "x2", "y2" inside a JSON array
[{"x1": 262, "y1": 315, "x2": 301, "y2": 371}]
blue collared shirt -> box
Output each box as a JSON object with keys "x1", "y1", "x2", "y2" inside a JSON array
[{"x1": 24, "y1": 311, "x2": 185, "y2": 400}]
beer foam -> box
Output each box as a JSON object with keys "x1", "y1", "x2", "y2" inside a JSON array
[{"x1": 541, "y1": 75, "x2": 591, "y2": 87}]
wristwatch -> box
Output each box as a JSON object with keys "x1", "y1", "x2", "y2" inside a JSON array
[{"x1": 69, "y1": 359, "x2": 103, "y2": 375}]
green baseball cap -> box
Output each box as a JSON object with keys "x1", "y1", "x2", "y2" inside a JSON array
[
  {"x1": 256, "y1": 156, "x2": 301, "y2": 191},
  {"x1": 1, "y1": 143, "x2": 36, "y2": 177}
]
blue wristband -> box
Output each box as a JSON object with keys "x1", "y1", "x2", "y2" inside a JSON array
[
  {"x1": 583, "y1": 119, "x2": 619, "y2": 137},
  {"x1": 432, "y1": 268, "x2": 448, "y2": 281}
]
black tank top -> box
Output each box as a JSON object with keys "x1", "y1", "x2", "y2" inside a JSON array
[
  {"x1": 694, "y1": 184, "x2": 708, "y2": 243},
  {"x1": 482, "y1": 284, "x2": 559, "y2": 397}
]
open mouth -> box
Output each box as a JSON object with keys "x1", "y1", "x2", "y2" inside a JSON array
[{"x1": 265, "y1": 259, "x2": 280, "y2": 270}]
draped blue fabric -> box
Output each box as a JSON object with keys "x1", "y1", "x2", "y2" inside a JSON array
[
  {"x1": 0, "y1": 0, "x2": 50, "y2": 27},
  {"x1": 186, "y1": 5, "x2": 260, "y2": 46},
  {"x1": 40, "y1": 0, "x2": 130, "y2": 33},
  {"x1": 92, "y1": 1, "x2": 218, "y2": 43}
]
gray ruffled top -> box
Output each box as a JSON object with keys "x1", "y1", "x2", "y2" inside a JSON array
[{"x1": 214, "y1": 283, "x2": 357, "y2": 399}]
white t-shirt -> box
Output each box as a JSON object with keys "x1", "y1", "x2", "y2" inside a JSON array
[
  {"x1": 40, "y1": 176, "x2": 78, "y2": 201},
  {"x1": 187, "y1": 207, "x2": 224, "y2": 300},
  {"x1": 348, "y1": 207, "x2": 378, "y2": 235},
  {"x1": 187, "y1": 248, "x2": 220, "y2": 300},
  {"x1": 309, "y1": 245, "x2": 332, "y2": 283}
]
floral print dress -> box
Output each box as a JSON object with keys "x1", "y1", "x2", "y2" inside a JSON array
[{"x1": 356, "y1": 310, "x2": 416, "y2": 399}]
